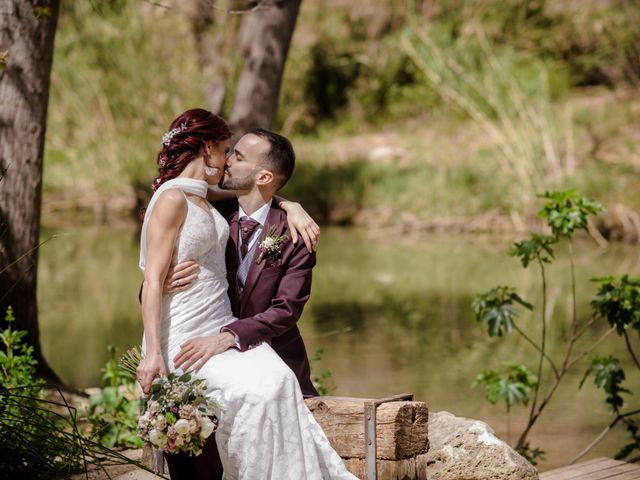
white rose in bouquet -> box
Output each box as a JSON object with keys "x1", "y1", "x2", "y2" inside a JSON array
[
  {"x1": 138, "y1": 414, "x2": 151, "y2": 432},
  {"x1": 174, "y1": 418, "x2": 190, "y2": 435},
  {"x1": 188, "y1": 419, "x2": 199, "y2": 434},
  {"x1": 154, "y1": 414, "x2": 167, "y2": 430},
  {"x1": 149, "y1": 429, "x2": 167, "y2": 448},
  {"x1": 179, "y1": 404, "x2": 196, "y2": 419},
  {"x1": 200, "y1": 416, "x2": 215, "y2": 439},
  {"x1": 148, "y1": 401, "x2": 161, "y2": 415}
]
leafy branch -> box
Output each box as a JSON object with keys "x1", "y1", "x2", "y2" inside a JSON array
[{"x1": 471, "y1": 190, "x2": 640, "y2": 462}]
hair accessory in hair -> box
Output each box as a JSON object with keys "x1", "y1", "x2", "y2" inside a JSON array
[
  {"x1": 158, "y1": 154, "x2": 167, "y2": 169},
  {"x1": 162, "y1": 122, "x2": 188, "y2": 147}
]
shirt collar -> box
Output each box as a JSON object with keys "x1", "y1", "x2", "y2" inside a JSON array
[{"x1": 238, "y1": 199, "x2": 272, "y2": 227}]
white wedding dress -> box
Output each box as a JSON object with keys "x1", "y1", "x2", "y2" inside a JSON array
[{"x1": 140, "y1": 179, "x2": 357, "y2": 480}]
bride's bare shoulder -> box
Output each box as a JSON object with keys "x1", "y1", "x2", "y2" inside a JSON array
[{"x1": 150, "y1": 188, "x2": 187, "y2": 223}]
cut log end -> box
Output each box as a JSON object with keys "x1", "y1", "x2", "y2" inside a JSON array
[{"x1": 304, "y1": 396, "x2": 429, "y2": 461}]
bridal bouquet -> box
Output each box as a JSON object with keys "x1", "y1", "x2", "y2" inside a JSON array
[{"x1": 120, "y1": 348, "x2": 218, "y2": 456}]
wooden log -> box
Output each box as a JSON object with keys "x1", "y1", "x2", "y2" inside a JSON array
[
  {"x1": 343, "y1": 453, "x2": 430, "y2": 480},
  {"x1": 304, "y1": 396, "x2": 429, "y2": 460}
]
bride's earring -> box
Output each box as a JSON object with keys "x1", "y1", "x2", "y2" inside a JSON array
[
  {"x1": 204, "y1": 165, "x2": 218, "y2": 176},
  {"x1": 203, "y1": 145, "x2": 218, "y2": 176}
]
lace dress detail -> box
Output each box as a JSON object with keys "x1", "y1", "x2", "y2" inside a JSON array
[
  {"x1": 158, "y1": 201, "x2": 235, "y2": 367},
  {"x1": 143, "y1": 191, "x2": 357, "y2": 480}
]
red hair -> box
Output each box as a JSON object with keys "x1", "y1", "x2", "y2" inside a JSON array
[
  {"x1": 140, "y1": 109, "x2": 231, "y2": 220},
  {"x1": 153, "y1": 108, "x2": 232, "y2": 191}
]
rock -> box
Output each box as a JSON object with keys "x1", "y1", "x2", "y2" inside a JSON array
[{"x1": 425, "y1": 411, "x2": 538, "y2": 480}]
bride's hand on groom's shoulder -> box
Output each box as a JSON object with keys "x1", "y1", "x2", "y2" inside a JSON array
[
  {"x1": 163, "y1": 260, "x2": 199, "y2": 294},
  {"x1": 174, "y1": 333, "x2": 236, "y2": 372},
  {"x1": 280, "y1": 200, "x2": 321, "y2": 253},
  {"x1": 136, "y1": 352, "x2": 167, "y2": 395}
]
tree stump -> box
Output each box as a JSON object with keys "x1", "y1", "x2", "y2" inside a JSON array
[{"x1": 305, "y1": 396, "x2": 429, "y2": 480}]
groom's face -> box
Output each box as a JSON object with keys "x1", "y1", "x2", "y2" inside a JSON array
[{"x1": 220, "y1": 134, "x2": 269, "y2": 192}]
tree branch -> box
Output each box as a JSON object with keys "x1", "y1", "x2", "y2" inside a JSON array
[
  {"x1": 566, "y1": 327, "x2": 616, "y2": 370},
  {"x1": 527, "y1": 257, "x2": 550, "y2": 427},
  {"x1": 568, "y1": 409, "x2": 640, "y2": 465},
  {"x1": 513, "y1": 323, "x2": 559, "y2": 377},
  {"x1": 624, "y1": 330, "x2": 640, "y2": 370},
  {"x1": 574, "y1": 316, "x2": 596, "y2": 341}
]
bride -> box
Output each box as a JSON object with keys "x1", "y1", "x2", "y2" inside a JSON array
[{"x1": 136, "y1": 108, "x2": 356, "y2": 479}]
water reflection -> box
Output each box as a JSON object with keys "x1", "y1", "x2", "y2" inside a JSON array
[{"x1": 38, "y1": 225, "x2": 640, "y2": 469}]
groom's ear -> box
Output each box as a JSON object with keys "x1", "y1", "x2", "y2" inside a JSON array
[{"x1": 255, "y1": 169, "x2": 274, "y2": 187}]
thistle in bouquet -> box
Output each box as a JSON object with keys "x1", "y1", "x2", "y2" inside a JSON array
[{"x1": 120, "y1": 347, "x2": 219, "y2": 456}]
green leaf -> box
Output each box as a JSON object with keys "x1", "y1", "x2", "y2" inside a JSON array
[
  {"x1": 165, "y1": 412, "x2": 176, "y2": 424},
  {"x1": 509, "y1": 233, "x2": 556, "y2": 268},
  {"x1": 474, "y1": 363, "x2": 538, "y2": 411},
  {"x1": 518, "y1": 442, "x2": 546, "y2": 466},
  {"x1": 537, "y1": 190, "x2": 604, "y2": 239},
  {"x1": 591, "y1": 275, "x2": 640, "y2": 334},
  {"x1": 472, "y1": 286, "x2": 533, "y2": 337},
  {"x1": 580, "y1": 355, "x2": 630, "y2": 414}
]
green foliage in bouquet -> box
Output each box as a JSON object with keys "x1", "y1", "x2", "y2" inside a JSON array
[
  {"x1": 139, "y1": 371, "x2": 218, "y2": 455},
  {"x1": 87, "y1": 345, "x2": 142, "y2": 448},
  {"x1": 118, "y1": 347, "x2": 218, "y2": 455}
]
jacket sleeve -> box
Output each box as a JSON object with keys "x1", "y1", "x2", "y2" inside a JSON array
[{"x1": 222, "y1": 242, "x2": 316, "y2": 351}]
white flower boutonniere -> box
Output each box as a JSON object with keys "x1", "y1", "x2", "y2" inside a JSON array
[{"x1": 256, "y1": 225, "x2": 289, "y2": 264}]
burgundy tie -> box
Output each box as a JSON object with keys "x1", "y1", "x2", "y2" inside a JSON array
[{"x1": 239, "y1": 216, "x2": 260, "y2": 260}]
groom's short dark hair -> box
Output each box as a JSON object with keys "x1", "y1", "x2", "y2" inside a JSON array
[{"x1": 251, "y1": 128, "x2": 295, "y2": 191}]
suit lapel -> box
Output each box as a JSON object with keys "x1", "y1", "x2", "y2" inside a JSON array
[
  {"x1": 226, "y1": 209, "x2": 241, "y2": 313},
  {"x1": 240, "y1": 206, "x2": 286, "y2": 315},
  {"x1": 228, "y1": 209, "x2": 240, "y2": 255}
]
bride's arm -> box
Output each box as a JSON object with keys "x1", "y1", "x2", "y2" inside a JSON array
[
  {"x1": 137, "y1": 190, "x2": 186, "y2": 394},
  {"x1": 275, "y1": 196, "x2": 320, "y2": 253},
  {"x1": 209, "y1": 188, "x2": 320, "y2": 252}
]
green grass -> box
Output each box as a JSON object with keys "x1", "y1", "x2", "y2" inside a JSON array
[{"x1": 46, "y1": 2, "x2": 204, "y2": 198}]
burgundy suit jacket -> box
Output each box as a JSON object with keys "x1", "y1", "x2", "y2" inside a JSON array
[{"x1": 213, "y1": 199, "x2": 319, "y2": 397}]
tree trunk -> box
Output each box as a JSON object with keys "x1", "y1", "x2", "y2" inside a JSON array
[
  {"x1": 189, "y1": 0, "x2": 233, "y2": 115},
  {"x1": 0, "y1": 0, "x2": 61, "y2": 383},
  {"x1": 229, "y1": 0, "x2": 301, "y2": 135}
]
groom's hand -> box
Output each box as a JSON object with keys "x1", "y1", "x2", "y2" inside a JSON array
[
  {"x1": 163, "y1": 260, "x2": 199, "y2": 294},
  {"x1": 173, "y1": 332, "x2": 236, "y2": 372}
]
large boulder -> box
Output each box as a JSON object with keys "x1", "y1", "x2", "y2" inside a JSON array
[{"x1": 426, "y1": 411, "x2": 538, "y2": 480}]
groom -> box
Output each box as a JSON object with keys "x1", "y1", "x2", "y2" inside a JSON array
[{"x1": 164, "y1": 129, "x2": 319, "y2": 479}]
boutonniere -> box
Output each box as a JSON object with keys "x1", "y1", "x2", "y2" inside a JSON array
[{"x1": 256, "y1": 225, "x2": 289, "y2": 264}]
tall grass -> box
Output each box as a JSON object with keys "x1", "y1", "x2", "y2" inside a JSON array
[
  {"x1": 46, "y1": 2, "x2": 204, "y2": 200},
  {"x1": 402, "y1": 22, "x2": 575, "y2": 213},
  {"x1": 43, "y1": 1, "x2": 640, "y2": 230},
  {"x1": 0, "y1": 386, "x2": 152, "y2": 479}
]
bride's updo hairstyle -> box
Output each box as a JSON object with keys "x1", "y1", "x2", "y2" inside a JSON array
[{"x1": 152, "y1": 108, "x2": 232, "y2": 191}]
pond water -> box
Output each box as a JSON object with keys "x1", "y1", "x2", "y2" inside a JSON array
[{"x1": 37, "y1": 224, "x2": 640, "y2": 470}]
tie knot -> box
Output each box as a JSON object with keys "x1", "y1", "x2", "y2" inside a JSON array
[{"x1": 239, "y1": 216, "x2": 260, "y2": 244}]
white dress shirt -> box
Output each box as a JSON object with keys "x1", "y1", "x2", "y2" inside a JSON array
[
  {"x1": 221, "y1": 199, "x2": 272, "y2": 347},
  {"x1": 238, "y1": 199, "x2": 272, "y2": 254}
]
